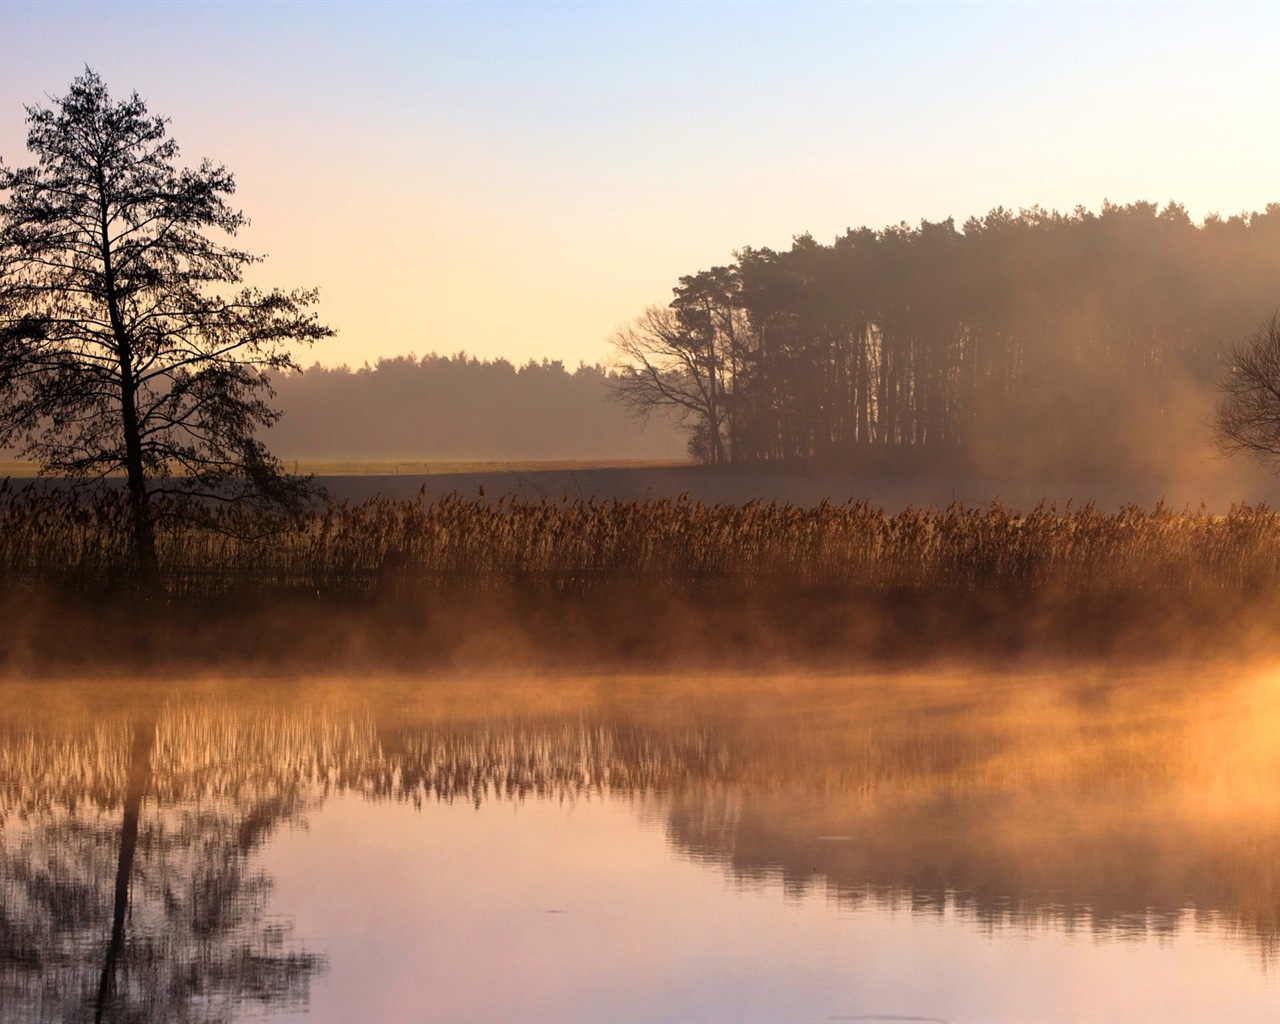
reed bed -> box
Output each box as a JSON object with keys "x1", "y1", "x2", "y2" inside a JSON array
[{"x1": 2, "y1": 485, "x2": 1280, "y2": 599}]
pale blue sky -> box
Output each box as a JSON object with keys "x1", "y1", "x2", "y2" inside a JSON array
[{"x1": 2, "y1": 1, "x2": 1278, "y2": 367}]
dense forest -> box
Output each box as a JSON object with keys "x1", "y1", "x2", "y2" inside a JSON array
[
  {"x1": 268, "y1": 354, "x2": 684, "y2": 461},
  {"x1": 613, "y1": 201, "x2": 1280, "y2": 477}
]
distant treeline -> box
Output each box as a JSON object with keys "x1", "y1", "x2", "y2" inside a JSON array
[
  {"x1": 268, "y1": 354, "x2": 684, "y2": 461},
  {"x1": 616, "y1": 201, "x2": 1280, "y2": 475}
]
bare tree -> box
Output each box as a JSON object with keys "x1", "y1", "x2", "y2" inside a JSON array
[
  {"x1": 1213, "y1": 314, "x2": 1280, "y2": 466},
  {"x1": 609, "y1": 304, "x2": 730, "y2": 464},
  {"x1": 0, "y1": 69, "x2": 332, "y2": 580}
]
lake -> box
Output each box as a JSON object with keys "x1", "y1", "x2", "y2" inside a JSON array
[{"x1": 2, "y1": 666, "x2": 1278, "y2": 1022}]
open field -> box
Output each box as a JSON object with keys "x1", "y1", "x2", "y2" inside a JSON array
[
  {"x1": 9, "y1": 454, "x2": 1280, "y2": 510},
  {"x1": 0, "y1": 462, "x2": 45, "y2": 479},
  {"x1": 290, "y1": 458, "x2": 693, "y2": 476},
  {"x1": 0, "y1": 458, "x2": 693, "y2": 479},
  {"x1": 312, "y1": 461, "x2": 1280, "y2": 512}
]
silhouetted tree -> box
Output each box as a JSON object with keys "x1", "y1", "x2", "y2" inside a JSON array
[
  {"x1": 610, "y1": 304, "x2": 732, "y2": 463},
  {"x1": 0, "y1": 69, "x2": 332, "y2": 580},
  {"x1": 1213, "y1": 314, "x2": 1280, "y2": 467}
]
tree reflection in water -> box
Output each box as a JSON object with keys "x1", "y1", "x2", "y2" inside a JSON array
[
  {"x1": 2, "y1": 668, "x2": 1280, "y2": 1021},
  {"x1": 0, "y1": 706, "x2": 329, "y2": 1023}
]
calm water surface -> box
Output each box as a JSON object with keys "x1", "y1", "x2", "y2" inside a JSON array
[{"x1": 2, "y1": 667, "x2": 1279, "y2": 1022}]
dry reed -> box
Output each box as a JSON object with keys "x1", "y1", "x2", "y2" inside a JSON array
[{"x1": 2, "y1": 484, "x2": 1278, "y2": 599}]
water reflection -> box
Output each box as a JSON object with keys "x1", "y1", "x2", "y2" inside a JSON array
[
  {"x1": 2, "y1": 667, "x2": 1279, "y2": 1020},
  {"x1": 1, "y1": 707, "x2": 329, "y2": 1023}
]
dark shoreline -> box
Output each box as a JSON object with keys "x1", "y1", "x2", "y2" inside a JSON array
[
  {"x1": 4, "y1": 581, "x2": 1276, "y2": 677},
  {"x1": 13, "y1": 458, "x2": 1280, "y2": 513},
  {"x1": 317, "y1": 462, "x2": 1280, "y2": 512}
]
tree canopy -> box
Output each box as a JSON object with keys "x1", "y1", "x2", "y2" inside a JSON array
[{"x1": 0, "y1": 68, "x2": 332, "y2": 576}]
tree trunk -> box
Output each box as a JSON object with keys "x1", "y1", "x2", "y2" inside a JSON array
[
  {"x1": 119, "y1": 377, "x2": 159, "y2": 586},
  {"x1": 98, "y1": 178, "x2": 159, "y2": 585}
]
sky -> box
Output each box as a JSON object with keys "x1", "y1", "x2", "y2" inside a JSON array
[{"x1": 2, "y1": 1, "x2": 1280, "y2": 370}]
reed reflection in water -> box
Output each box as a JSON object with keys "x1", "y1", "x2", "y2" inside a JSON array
[
  {"x1": 1, "y1": 667, "x2": 1279, "y2": 1021},
  {"x1": 0, "y1": 702, "x2": 337, "y2": 1023}
]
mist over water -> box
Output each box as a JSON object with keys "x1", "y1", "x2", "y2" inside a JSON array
[
  {"x1": 7, "y1": 18, "x2": 1280, "y2": 1024},
  {"x1": 3, "y1": 667, "x2": 1278, "y2": 1022}
]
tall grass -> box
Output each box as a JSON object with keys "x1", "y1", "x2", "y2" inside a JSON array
[{"x1": 3, "y1": 485, "x2": 1280, "y2": 599}]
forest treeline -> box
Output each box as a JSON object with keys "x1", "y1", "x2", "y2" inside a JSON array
[
  {"x1": 614, "y1": 201, "x2": 1280, "y2": 475},
  {"x1": 267, "y1": 354, "x2": 684, "y2": 461}
]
